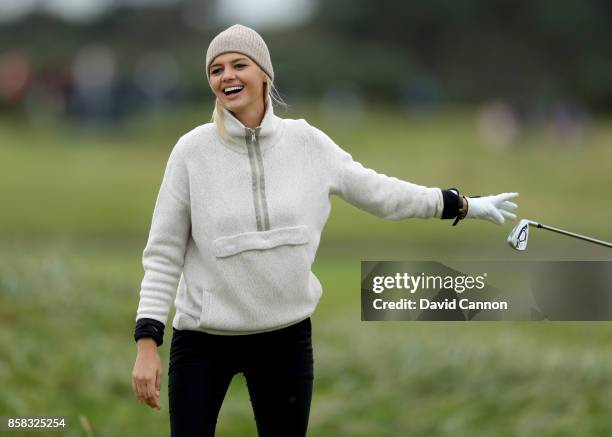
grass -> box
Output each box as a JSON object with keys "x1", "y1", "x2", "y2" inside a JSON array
[
  {"x1": 1, "y1": 105, "x2": 611, "y2": 435},
  {"x1": 2, "y1": 243, "x2": 612, "y2": 436}
]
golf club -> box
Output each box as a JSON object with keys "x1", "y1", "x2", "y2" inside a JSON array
[{"x1": 507, "y1": 219, "x2": 612, "y2": 251}]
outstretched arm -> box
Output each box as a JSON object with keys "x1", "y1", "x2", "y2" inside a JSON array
[
  {"x1": 315, "y1": 126, "x2": 459, "y2": 220},
  {"x1": 313, "y1": 124, "x2": 518, "y2": 224}
]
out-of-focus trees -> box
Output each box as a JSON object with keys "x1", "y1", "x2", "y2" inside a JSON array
[
  {"x1": 313, "y1": 0, "x2": 612, "y2": 110},
  {"x1": 1, "y1": 0, "x2": 611, "y2": 115}
]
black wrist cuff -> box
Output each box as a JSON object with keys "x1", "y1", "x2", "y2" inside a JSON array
[
  {"x1": 134, "y1": 318, "x2": 165, "y2": 347},
  {"x1": 441, "y1": 188, "x2": 462, "y2": 220}
]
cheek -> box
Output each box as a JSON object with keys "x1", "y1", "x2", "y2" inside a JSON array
[
  {"x1": 209, "y1": 79, "x2": 221, "y2": 94},
  {"x1": 247, "y1": 79, "x2": 264, "y2": 96}
]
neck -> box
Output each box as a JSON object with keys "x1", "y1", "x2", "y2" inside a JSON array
[{"x1": 231, "y1": 98, "x2": 266, "y2": 129}]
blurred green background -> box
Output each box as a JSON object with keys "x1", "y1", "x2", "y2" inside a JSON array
[{"x1": 1, "y1": 1, "x2": 612, "y2": 436}]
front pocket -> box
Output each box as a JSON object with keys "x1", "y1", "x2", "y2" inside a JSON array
[
  {"x1": 209, "y1": 225, "x2": 317, "y2": 330},
  {"x1": 212, "y1": 225, "x2": 309, "y2": 258}
]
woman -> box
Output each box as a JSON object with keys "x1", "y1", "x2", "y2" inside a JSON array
[{"x1": 131, "y1": 24, "x2": 518, "y2": 436}]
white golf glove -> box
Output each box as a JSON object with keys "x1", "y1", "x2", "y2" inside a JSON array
[{"x1": 466, "y1": 192, "x2": 519, "y2": 225}]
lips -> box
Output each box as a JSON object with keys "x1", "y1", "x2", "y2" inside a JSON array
[{"x1": 223, "y1": 85, "x2": 244, "y2": 96}]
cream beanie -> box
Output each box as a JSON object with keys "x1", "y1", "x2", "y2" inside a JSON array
[{"x1": 205, "y1": 24, "x2": 274, "y2": 82}]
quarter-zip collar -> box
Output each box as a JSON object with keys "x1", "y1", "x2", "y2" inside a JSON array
[{"x1": 219, "y1": 96, "x2": 283, "y2": 154}]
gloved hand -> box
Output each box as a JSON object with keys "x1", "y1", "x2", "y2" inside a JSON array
[{"x1": 466, "y1": 192, "x2": 519, "y2": 225}]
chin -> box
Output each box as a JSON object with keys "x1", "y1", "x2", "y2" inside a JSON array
[{"x1": 224, "y1": 99, "x2": 249, "y2": 113}]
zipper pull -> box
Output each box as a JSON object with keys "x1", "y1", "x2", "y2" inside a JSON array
[{"x1": 246, "y1": 127, "x2": 256, "y2": 143}]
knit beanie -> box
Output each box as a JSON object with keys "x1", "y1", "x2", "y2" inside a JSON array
[{"x1": 205, "y1": 24, "x2": 274, "y2": 82}]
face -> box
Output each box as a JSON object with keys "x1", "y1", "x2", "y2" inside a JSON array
[{"x1": 208, "y1": 52, "x2": 268, "y2": 114}]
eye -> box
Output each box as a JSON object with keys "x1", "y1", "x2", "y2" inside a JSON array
[
  {"x1": 210, "y1": 68, "x2": 221, "y2": 75},
  {"x1": 235, "y1": 64, "x2": 246, "y2": 68}
]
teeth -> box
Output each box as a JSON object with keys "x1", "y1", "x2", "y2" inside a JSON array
[{"x1": 224, "y1": 86, "x2": 244, "y2": 93}]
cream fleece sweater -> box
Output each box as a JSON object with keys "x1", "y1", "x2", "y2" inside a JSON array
[{"x1": 135, "y1": 101, "x2": 445, "y2": 335}]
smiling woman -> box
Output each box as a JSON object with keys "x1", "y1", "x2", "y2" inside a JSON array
[
  {"x1": 207, "y1": 53, "x2": 268, "y2": 129},
  {"x1": 205, "y1": 27, "x2": 284, "y2": 139},
  {"x1": 130, "y1": 23, "x2": 519, "y2": 437}
]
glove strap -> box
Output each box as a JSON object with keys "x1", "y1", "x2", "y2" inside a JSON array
[{"x1": 453, "y1": 195, "x2": 468, "y2": 226}]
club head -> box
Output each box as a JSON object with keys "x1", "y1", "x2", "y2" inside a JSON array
[{"x1": 507, "y1": 219, "x2": 533, "y2": 251}]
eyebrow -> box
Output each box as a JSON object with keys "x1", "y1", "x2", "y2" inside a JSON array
[{"x1": 209, "y1": 57, "x2": 249, "y2": 69}]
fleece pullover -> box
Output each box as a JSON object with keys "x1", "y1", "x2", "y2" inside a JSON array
[{"x1": 135, "y1": 100, "x2": 451, "y2": 336}]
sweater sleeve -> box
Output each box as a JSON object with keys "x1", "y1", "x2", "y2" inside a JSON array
[
  {"x1": 313, "y1": 125, "x2": 444, "y2": 220},
  {"x1": 135, "y1": 141, "x2": 191, "y2": 327}
]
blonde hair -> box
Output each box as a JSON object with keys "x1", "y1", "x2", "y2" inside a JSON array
[{"x1": 212, "y1": 75, "x2": 286, "y2": 140}]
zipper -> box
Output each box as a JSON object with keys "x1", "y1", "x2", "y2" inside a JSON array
[{"x1": 245, "y1": 127, "x2": 270, "y2": 231}]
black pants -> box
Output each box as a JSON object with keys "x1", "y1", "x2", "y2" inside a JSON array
[{"x1": 168, "y1": 317, "x2": 314, "y2": 437}]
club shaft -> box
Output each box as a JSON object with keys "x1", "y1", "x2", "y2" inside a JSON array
[{"x1": 535, "y1": 223, "x2": 612, "y2": 248}]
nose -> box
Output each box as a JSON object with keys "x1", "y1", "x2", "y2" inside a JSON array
[{"x1": 221, "y1": 68, "x2": 236, "y2": 82}]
